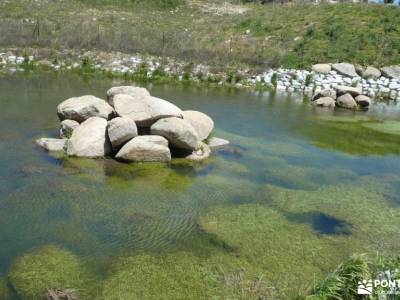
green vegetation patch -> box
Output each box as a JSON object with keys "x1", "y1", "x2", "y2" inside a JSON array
[
  {"x1": 0, "y1": 1, "x2": 398, "y2": 69},
  {"x1": 308, "y1": 254, "x2": 400, "y2": 299},
  {"x1": 362, "y1": 120, "x2": 400, "y2": 136},
  {"x1": 0, "y1": 277, "x2": 11, "y2": 300},
  {"x1": 200, "y1": 179, "x2": 400, "y2": 298},
  {"x1": 8, "y1": 245, "x2": 96, "y2": 299},
  {"x1": 101, "y1": 252, "x2": 222, "y2": 300},
  {"x1": 300, "y1": 117, "x2": 400, "y2": 155},
  {"x1": 101, "y1": 250, "x2": 275, "y2": 300}
]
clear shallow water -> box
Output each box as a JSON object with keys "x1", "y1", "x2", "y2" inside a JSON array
[{"x1": 1, "y1": 73, "x2": 400, "y2": 298}]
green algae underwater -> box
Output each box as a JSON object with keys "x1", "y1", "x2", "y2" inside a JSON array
[{"x1": 0, "y1": 73, "x2": 400, "y2": 299}]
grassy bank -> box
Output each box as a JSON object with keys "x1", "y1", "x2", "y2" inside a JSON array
[{"x1": 0, "y1": 0, "x2": 399, "y2": 73}]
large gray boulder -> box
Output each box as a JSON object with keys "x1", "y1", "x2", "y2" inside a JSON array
[
  {"x1": 312, "y1": 97, "x2": 336, "y2": 108},
  {"x1": 337, "y1": 93, "x2": 357, "y2": 109},
  {"x1": 355, "y1": 95, "x2": 371, "y2": 108},
  {"x1": 185, "y1": 142, "x2": 211, "y2": 162},
  {"x1": 67, "y1": 117, "x2": 112, "y2": 158},
  {"x1": 57, "y1": 95, "x2": 114, "y2": 123},
  {"x1": 113, "y1": 93, "x2": 183, "y2": 127},
  {"x1": 312, "y1": 64, "x2": 331, "y2": 74},
  {"x1": 312, "y1": 89, "x2": 337, "y2": 101},
  {"x1": 381, "y1": 66, "x2": 400, "y2": 79},
  {"x1": 115, "y1": 135, "x2": 171, "y2": 162},
  {"x1": 363, "y1": 66, "x2": 381, "y2": 78},
  {"x1": 36, "y1": 138, "x2": 67, "y2": 152},
  {"x1": 60, "y1": 119, "x2": 79, "y2": 138},
  {"x1": 332, "y1": 63, "x2": 358, "y2": 78},
  {"x1": 150, "y1": 117, "x2": 199, "y2": 150},
  {"x1": 182, "y1": 110, "x2": 214, "y2": 141},
  {"x1": 106, "y1": 86, "x2": 150, "y2": 107},
  {"x1": 107, "y1": 117, "x2": 138, "y2": 149},
  {"x1": 336, "y1": 85, "x2": 362, "y2": 97}
]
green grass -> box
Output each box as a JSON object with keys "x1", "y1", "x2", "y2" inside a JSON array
[{"x1": 0, "y1": 1, "x2": 398, "y2": 70}]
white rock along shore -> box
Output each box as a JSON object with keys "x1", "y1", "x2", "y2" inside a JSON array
[{"x1": 1, "y1": 50, "x2": 399, "y2": 102}]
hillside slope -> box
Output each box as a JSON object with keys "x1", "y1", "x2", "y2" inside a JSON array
[{"x1": 0, "y1": 0, "x2": 399, "y2": 70}]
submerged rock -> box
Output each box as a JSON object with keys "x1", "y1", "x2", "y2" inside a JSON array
[
  {"x1": 67, "y1": 117, "x2": 112, "y2": 158},
  {"x1": 355, "y1": 95, "x2": 371, "y2": 108},
  {"x1": 332, "y1": 63, "x2": 358, "y2": 78},
  {"x1": 151, "y1": 117, "x2": 199, "y2": 150},
  {"x1": 60, "y1": 119, "x2": 79, "y2": 138},
  {"x1": 185, "y1": 142, "x2": 211, "y2": 161},
  {"x1": 312, "y1": 97, "x2": 336, "y2": 108},
  {"x1": 36, "y1": 138, "x2": 67, "y2": 152},
  {"x1": 115, "y1": 135, "x2": 171, "y2": 162},
  {"x1": 312, "y1": 89, "x2": 337, "y2": 101},
  {"x1": 182, "y1": 110, "x2": 214, "y2": 141},
  {"x1": 57, "y1": 95, "x2": 114, "y2": 123},
  {"x1": 107, "y1": 117, "x2": 138, "y2": 149},
  {"x1": 106, "y1": 86, "x2": 150, "y2": 106},
  {"x1": 337, "y1": 93, "x2": 357, "y2": 109},
  {"x1": 208, "y1": 137, "x2": 230, "y2": 149}
]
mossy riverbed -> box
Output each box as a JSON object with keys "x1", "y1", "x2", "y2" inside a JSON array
[{"x1": 0, "y1": 73, "x2": 400, "y2": 299}]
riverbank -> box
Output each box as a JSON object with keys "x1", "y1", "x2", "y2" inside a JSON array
[{"x1": 1, "y1": 48, "x2": 400, "y2": 102}]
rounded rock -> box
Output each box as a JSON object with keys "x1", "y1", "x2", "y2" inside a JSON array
[
  {"x1": 106, "y1": 86, "x2": 150, "y2": 107},
  {"x1": 150, "y1": 117, "x2": 199, "y2": 150},
  {"x1": 67, "y1": 117, "x2": 112, "y2": 158},
  {"x1": 57, "y1": 95, "x2": 114, "y2": 123},
  {"x1": 60, "y1": 119, "x2": 79, "y2": 138},
  {"x1": 107, "y1": 117, "x2": 138, "y2": 149},
  {"x1": 311, "y1": 97, "x2": 336, "y2": 108},
  {"x1": 115, "y1": 135, "x2": 171, "y2": 163},
  {"x1": 337, "y1": 93, "x2": 357, "y2": 109},
  {"x1": 182, "y1": 110, "x2": 214, "y2": 141}
]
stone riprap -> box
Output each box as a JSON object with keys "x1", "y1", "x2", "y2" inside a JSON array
[
  {"x1": 1, "y1": 51, "x2": 399, "y2": 102},
  {"x1": 36, "y1": 86, "x2": 229, "y2": 163}
]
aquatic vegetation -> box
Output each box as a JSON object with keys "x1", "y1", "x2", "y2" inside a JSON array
[
  {"x1": 299, "y1": 117, "x2": 400, "y2": 155},
  {"x1": 362, "y1": 120, "x2": 400, "y2": 136},
  {"x1": 101, "y1": 252, "x2": 221, "y2": 300},
  {"x1": 314, "y1": 114, "x2": 373, "y2": 123},
  {"x1": 200, "y1": 180, "x2": 400, "y2": 298},
  {"x1": 8, "y1": 246, "x2": 97, "y2": 299},
  {"x1": 101, "y1": 250, "x2": 275, "y2": 300},
  {"x1": 0, "y1": 277, "x2": 11, "y2": 300},
  {"x1": 201, "y1": 203, "x2": 348, "y2": 298},
  {"x1": 307, "y1": 254, "x2": 371, "y2": 299}
]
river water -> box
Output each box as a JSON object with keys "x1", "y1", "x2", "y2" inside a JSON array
[{"x1": 0, "y1": 73, "x2": 400, "y2": 299}]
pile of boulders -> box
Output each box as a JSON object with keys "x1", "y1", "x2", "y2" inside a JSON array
[
  {"x1": 310, "y1": 63, "x2": 400, "y2": 100},
  {"x1": 36, "y1": 86, "x2": 229, "y2": 163},
  {"x1": 311, "y1": 84, "x2": 371, "y2": 110}
]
